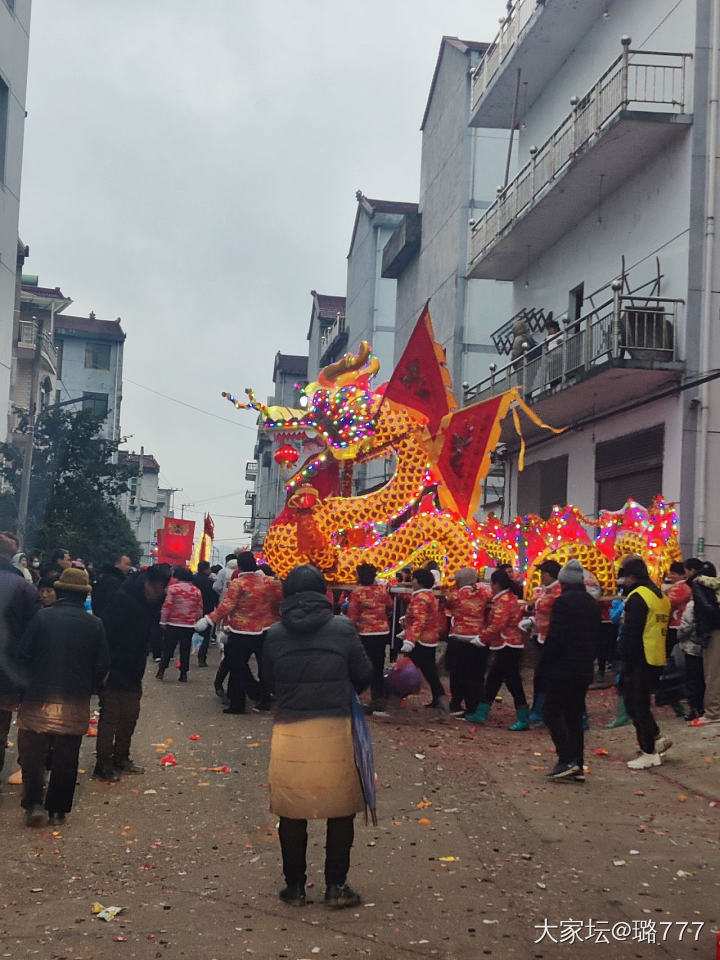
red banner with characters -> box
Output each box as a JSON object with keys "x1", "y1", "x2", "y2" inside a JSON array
[{"x1": 157, "y1": 518, "x2": 195, "y2": 565}]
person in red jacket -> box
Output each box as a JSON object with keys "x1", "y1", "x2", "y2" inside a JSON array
[
  {"x1": 467, "y1": 568, "x2": 528, "y2": 729},
  {"x1": 524, "y1": 559, "x2": 562, "y2": 726},
  {"x1": 156, "y1": 566, "x2": 203, "y2": 682},
  {"x1": 195, "y1": 551, "x2": 271, "y2": 714},
  {"x1": 443, "y1": 567, "x2": 491, "y2": 718},
  {"x1": 346, "y1": 563, "x2": 393, "y2": 712},
  {"x1": 399, "y1": 569, "x2": 448, "y2": 715}
]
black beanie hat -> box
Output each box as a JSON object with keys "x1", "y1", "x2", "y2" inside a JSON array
[{"x1": 283, "y1": 564, "x2": 328, "y2": 597}]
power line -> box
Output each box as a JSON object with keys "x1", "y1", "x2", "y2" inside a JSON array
[{"x1": 124, "y1": 378, "x2": 258, "y2": 431}]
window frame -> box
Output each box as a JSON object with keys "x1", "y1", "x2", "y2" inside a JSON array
[{"x1": 84, "y1": 340, "x2": 112, "y2": 370}]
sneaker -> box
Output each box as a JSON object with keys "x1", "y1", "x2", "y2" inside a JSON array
[
  {"x1": 547, "y1": 761, "x2": 580, "y2": 780},
  {"x1": 114, "y1": 760, "x2": 145, "y2": 775},
  {"x1": 92, "y1": 765, "x2": 119, "y2": 782},
  {"x1": 324, "y1": 883, "x2": 361, "y2": 909},
  {"x1": 278, "y1": 884, "x2": 306, "y2": 906},
  {"x1": 48, "y1": 812, "x2": 66, "y2": 826},
  {"x1": 688, "y1": 716, "x2": 720, "y2": 727},
  {"x1": 655, "y1": 735, "x2": 672, "y2": 754},
  {"x1": 24, "y1": 806, "x2": 45, "y2": 828},
  {"x1": 573, "y1": 771, "x2": 586, "y2": 783},
  {"x1": 178, "y1": 671, "x2": 188, "y2": 683},
  {"x1": 627, "y1": 751, "x2": 662, "y2": 770}
]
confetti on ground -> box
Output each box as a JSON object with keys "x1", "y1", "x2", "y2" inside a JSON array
[
  {"x1": 91, "y1": 903, "x2": 124, "y2": 921},
  {"x1": 208, "y1": 765, "x2": 231, "y2": 773},
  {"x1": 417, "y1": 818, "x2": 431, "y2": 825},
  {"x1": 594, "y1": 748, "x2": 609, "y2": 756},
  {"x1": 189, "y1": 734, "x2": 201, "y2": 741},
  {"x1": 159, "y1": 753, "x2": 177, "y2": 766}
]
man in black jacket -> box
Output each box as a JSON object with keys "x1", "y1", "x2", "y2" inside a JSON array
[
  {"x1": 92, "y1": 553, "x2": 132, "y2": 617},
  {"x1": 539, "y1": 559, "x2": 600, "y2": 781},
  {"x1": 95, "y1": 566, "x2": 170, "y2": 780},
  {"x1": 0, "y1": 531, "x2": 41, "y2": 780},
  {"x1": 193, "y1": 560, "x2": 217, "y2": 667},
  {"x1": 619, "y1": 558, "x2": 672, "y2": 769},
  {"x1": 15, "y1": 568, "x2": 108, "y2": 826}
]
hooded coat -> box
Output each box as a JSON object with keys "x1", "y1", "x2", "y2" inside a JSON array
[
  {"x1": 0, "y1": 556, "x2": 41, "y2": 708},
  {"x1": 92, "y1": 564, "x2": 127, "y2": 617},
  {"x1": 263, "y1": 591, "x2": 372, "y2": 720}
]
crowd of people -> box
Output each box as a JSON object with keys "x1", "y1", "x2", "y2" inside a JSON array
[{"x1": 1, "y1": 533, "x2": 719, "y2": 907}]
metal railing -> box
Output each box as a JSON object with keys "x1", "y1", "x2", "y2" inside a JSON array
[
  {"x1": 243, "y1": 519, "x2": 254, "y2": 534},
  {"x1": 320, "y1": 313, "x2": 346, "y2": 350},
  {"x1": 470, "y1": 46, "x2": 690, "y2": 268},
  {"x1": 471, "y1": 0, "x2": 539, "y2": 110},
  {"x1": 244, "y1": 489, "x2": 255, "y2": 505},
  {"x1": 464, "y1": 293, "x2": 682, "y2": 405},
  {"x1": 245, "y1": 460, "x2": 258, "y2": 481},
  {"x1": 17, "y1": 319, "x2": 58, "y2": 369}
]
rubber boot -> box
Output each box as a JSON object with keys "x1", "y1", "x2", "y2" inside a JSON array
[
  {"x1": 508, "y1": 706, "x2": 531, "y2": 731},
  {"x1": 606, "y1": 696, "x2": 630, "y2": 728},
  {"x1": 528, "y1": 693, "x2": 545, "y2": 728},
  {"x1": 465, "y1": 703, "x2": 491, "y2": 724}
]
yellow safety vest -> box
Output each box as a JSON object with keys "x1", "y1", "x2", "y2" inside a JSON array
[{"x1": 628, "y1": 586, "x2": 670, "y2": 667}]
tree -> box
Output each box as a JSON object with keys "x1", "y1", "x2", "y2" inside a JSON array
[{"x1": 0, "y1": 408, "x2": 141, "y2": 566}]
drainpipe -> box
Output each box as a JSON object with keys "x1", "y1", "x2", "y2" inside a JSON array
[{"x1": 694, "y1": 0, "x2": 720, "y2": 557}]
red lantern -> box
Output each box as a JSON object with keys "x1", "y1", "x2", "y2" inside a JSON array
[{"x1": 274, "y1": 444, "x2": 299, "y2": 468}]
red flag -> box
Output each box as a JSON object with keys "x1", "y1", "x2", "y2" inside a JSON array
[
  {"x1": 430, "y1": 393, "x2": 513, "y2": 522},
  {"x1": 204, "y1": 514, "x2": 215, "y2": 539},
  {"x1": 158, "y1": 518, "x2": 195, "y2": 565},
  {"x1": 381, "y1": 303, "x2": 456, "y2": 436}
]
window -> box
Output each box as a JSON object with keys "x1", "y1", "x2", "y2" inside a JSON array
[
  {"x1": 595, "y1": 425, "x2": 664, "y2": 511},
  {"x1": 129, "y1": 476, "x2": 137, "y2": 506},
  {"x1": 82, "y1": 391, "x2": 109, "y2": 418},
  {"x1": 0, "y1": 76, "x2": 8, "y2": 184},
  {"x1": 85, "y1": 341, "x2": 111, "y2": 370},
  {"x1": 54, "y1": 339, "x2": 63, "y2": 378},
  {"x1": 517, "y1": 455, "x2": 568, "y2": 517}
]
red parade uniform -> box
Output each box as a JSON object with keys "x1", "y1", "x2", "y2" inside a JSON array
[
  {"x1": 347, "y1": 584, "x2": 393, "y2": 635},
  {"x1": 160, "y1": 582, "x2": 203, "y2": 628},
  {"x1": 532, "y1": 580, "x2": 562, "y2": 644},
  {"x1": 482, "y1": 589, "x2": 524, "y2": 650},
  {"x1": 444, "y1": 584, "x2": 491, "y2": 639},
  {"x1": 403, "y1": 589, "x2": 440, "y2": 648},
  {"x1": 209, "y1": 572, "x2": 268, "y2": 635}
]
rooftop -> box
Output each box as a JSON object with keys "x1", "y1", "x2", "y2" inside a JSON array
[
  {"x1": 348, "y1": 192, "x2": 419, "y2": 257},
  {"x1": 118, "y1": 451, "x2": 160, "y2": 472},
  {"x1": 274, "y1": 352, "x2": 308, "y2": 380},
  {"x1": 421, "y1": 36, "x2": 490, "y2": 130},
  {"x1": 54, "y1": 314, "x2": 126, "y2": 342},
  {"x1": 308, "y1": 290, "x2": 347, "y2": 340}
]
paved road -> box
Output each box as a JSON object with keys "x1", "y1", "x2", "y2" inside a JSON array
[{"x1": 0, "y1": 649, "x2": 718, "y2": 960}]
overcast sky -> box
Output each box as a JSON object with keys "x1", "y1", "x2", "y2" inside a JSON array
[{"x1": 19, "y1": 0, "x2": 500, "y2": 557}]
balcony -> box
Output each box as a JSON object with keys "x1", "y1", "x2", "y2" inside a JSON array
[
  {"x1": 464, "y1": 293, "x2": 684, "y2": 436},
  {"x1": 319, "y1": 314, "x2": 348, "y2": 367},
  {"x1": 470, "y1": 0, "x2": 627, "y2": 128},
  {"x1": 17, "y1": 319, "x2": 58, "y2": 372},
  {"x1": 244, "y1": 490, "x2": 255, "y2": 506},
  {"x1": 243, "y1": 519, "x2": 254, "y2": 534},
  {"x1": 245, "y1": 460, "x2": 258, "y2": 482},
  {"x1": 468, "y1": 47, "x2": 692, "y2": 281}
]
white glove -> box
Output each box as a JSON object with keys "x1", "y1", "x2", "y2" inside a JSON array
[
  {"x1": 469, "y1": 637, "x2": 485, "y2": 649},
  {"x1": 194, "y1": 616, "x2": 211, "y2": 632},
  {"x1": 400, "y1": 641, "x2": 414, "y2": 655},
  {"x1": 519, "y1": 617, "x2": 536, "y2": 634}
]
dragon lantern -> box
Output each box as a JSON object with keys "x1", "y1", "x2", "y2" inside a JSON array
[{"x1": 223, "y1": 307, "x2": 681, "y2": 590}]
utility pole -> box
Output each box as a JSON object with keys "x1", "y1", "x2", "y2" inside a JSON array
[{"x1": 17, "y1": 314, "x2": 45, "y2": 546}]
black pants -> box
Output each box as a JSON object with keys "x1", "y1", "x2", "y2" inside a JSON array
[
  {"x1": 19, "y1": 729, "x2": 83, "y2": 814},
  {"x1": 225, "y1": 632, "x2": 266, "y2": 712},
  {"x1": 215, "y1": 653, "x2": 229, "y2": 689},
  {"x1": 161, "y1": 626, "x2": 193, "y2": 674},
  {"x1": 483, "y1": 647, "x2": 527, "y2": 709},
  {"x1": 447, "y1": 639, "x2": 487, "y2": 712},
  {"x1": 278, "y1": 815, "x2": 355, "y2": 887},
  {"x1": 597, "y1": 622, "x2": 618, "y2": 674},
  {"x1": 96, "y1": 681, "x2": 142, "y2": 767},
  {"x1": 198, "y1": 626, "x2": 213, "y2": 664},
  {"x1": 544, "y1": 680, "x2": 588, "y2": 766},
  {"x1": 410, "y1": 644, "x2": 445, "y2": 703},
  {"x1": 0, "y1": 708, "x2": 12, "y2": 774},
  {"x1": 622, "y1": 663, "x2": 660, "y2": 753},
  {"x1": 360, "y1": 634, "x2": 388, "y2": 702},
  {"x1": 149, "y1": 623, "x2": 164, "y2": 660},
  {"x1": 685, "y1": 653, "x2": 705, "y2": 717}
]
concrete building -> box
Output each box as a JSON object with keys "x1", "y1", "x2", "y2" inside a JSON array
[
  {"x1": 117, "y1": 450, "x2": 174, "y2": 564},
  {"x1": 53, "y1": 312, "x2": 125, "y2": 442},
  {"x1": 385, "y1": 36, "x2": 513, "y2": 392},
  {"x1": 464, "y1": 0, "x2": 718, "y2": 558},
  {"x1": 306, "y1": 290, "x2": 346, "y2": 382},
  {"x1": 10, "y1": 276, "x2": 69, "y2": 438},
  {"x1": 248, "y1": 352, "x2": 308, "y2": 550},
  {"x1": 0, "y1": 0, "x2": 31, "y2": 440},
  {"x1": 345, "y1": 192, "x2": 418, "y2": 378}
]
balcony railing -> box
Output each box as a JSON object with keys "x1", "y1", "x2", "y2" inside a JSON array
[
  {"x1": 470, "y1": 46, "x2": 690, "y2": 269},
  {"x1": 471, "y1": 0, "x2": 539, "y2": 111},
  {"x1": 245, "y1": 460, "x2": 258, "y2": 481},
  {"x1": 464, "y1": 294, "x2": 682, "y2": 405},
  {"x1": 319, "y1": 314, "x2": 348, "y2": 367},
  {"x1": 17, "y1": 319, "x2": 58, "y2": 369},
  {"x1": 243, "y1": 519, "x2": 254, "y2": 534},
  {"x1": 244, "y1": 490, "x2": 255, "y2": 506}
]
